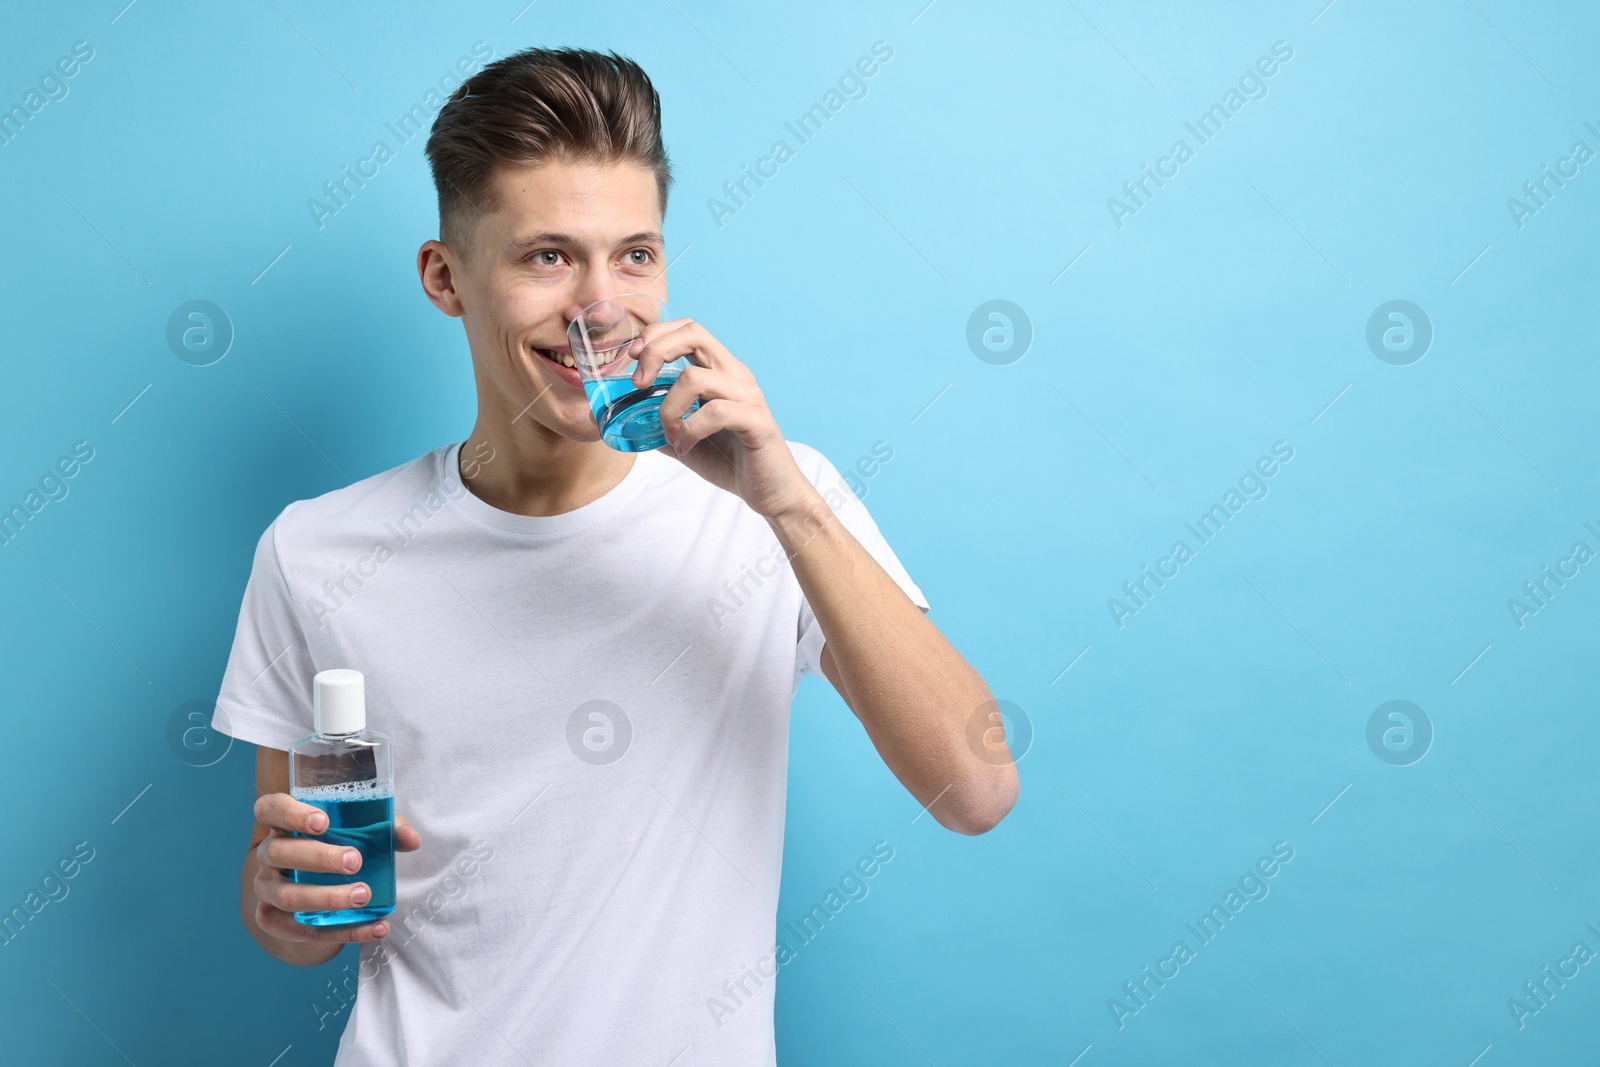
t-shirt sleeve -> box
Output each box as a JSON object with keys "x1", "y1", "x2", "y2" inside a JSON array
[
  {"x1": 211, "y1": 508, "x2": 318, "y2": 752},
  {"x1": 791, "y1": 442, "x2": 929, "y2": 684}
]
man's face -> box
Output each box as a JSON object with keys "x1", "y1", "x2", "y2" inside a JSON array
[{"x1": 451, "y1": 158, "x2": 666, "y2": 443}]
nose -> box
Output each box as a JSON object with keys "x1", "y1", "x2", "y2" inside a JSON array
[
  {"x1": 563, "y1": 279, "x2": 624, "y2": 326},
  {"x1": 565, "y1": 293, "x2": 630, "y2": 337},
  {"x1": 563, "y1": 284, "x2": 664, "y2": 351},
  {"x1": 563, "y1": 298, "x2": 602, "y2": 324}
]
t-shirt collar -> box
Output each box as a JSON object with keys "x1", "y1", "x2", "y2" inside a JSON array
[{"x1": 438, "y1": 439, "x2": 655, "y2": 541}]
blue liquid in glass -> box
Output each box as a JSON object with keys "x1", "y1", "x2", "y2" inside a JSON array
[
  {"x1": 290, "y1": 790, "x2": 396, "y2": 927},
  {"x1": 583, "y1": 367, "x2": 702, "y2": 452}
]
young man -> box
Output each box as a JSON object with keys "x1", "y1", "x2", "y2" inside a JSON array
[{"x1": 215, "y1": 46, "x2": 1017, "y2": 1065}]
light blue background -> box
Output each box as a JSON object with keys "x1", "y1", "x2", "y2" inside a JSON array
[{"x1": 1, "y1": 0, "x2": 1597, "y2": 1063}]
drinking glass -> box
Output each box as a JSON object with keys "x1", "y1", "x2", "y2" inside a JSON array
[{"x1": 566, "y1": 293, "x2": 701, "y2": 452}]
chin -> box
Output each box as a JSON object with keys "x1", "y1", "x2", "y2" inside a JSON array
[{"x1": 544, "y1": 401, "x2": 604, "y2": 444}]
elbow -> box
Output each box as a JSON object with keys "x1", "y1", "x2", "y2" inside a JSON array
[
  {"x1": 945, "y1": 688, "x2": 1022, "y2": 834},
  {"x1": 943, "y1": 762, "x2": 1020, "y2": 836}
]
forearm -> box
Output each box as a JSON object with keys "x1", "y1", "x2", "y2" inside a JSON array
[
  {"x1": 770, "y1": 488, "x2": 1019, "y2": 834},
  {"x1": 240, "y1": 850, "x2": 341, "y2": 967}
]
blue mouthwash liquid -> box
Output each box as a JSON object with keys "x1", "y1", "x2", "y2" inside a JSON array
[
  {"x1": 290, "y1": 782, "x2": 396, "y2": 927},
  {"x1": 583, "y1": 368, "x2": 702, "y2": 452}
]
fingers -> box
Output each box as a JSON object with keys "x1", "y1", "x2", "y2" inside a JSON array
[
  {"x1": 656, "y1": 367, "x2": 763, "y2": 448},
  {"x1": 256, "y1": 796, "x2": 422, "y2": 861},
  {"x1": 655, "y1": 365, "x2": 759, "y2": 428},
  {"x1": 668, "y1": 398, "x2": 762, "y2": 455},
  {"x1": 254, "y1": 792, "x2": 329, "y2": 835},
  {"x1": 628, "y1": 319, "x2": 744, "y2": 388},
  {"x1": 253, "y1": 845, "x2": 390, "y2": 943},
  {"x1": 258, "y1": 827, "x2": 365, "y2": 877},
  {"x1": 254, "y1": 862, "x2": 373, "y2": 917},
  {"x1": 627, "y1": 318, "x2": 694, "y2": 387},
  {"x1": 250, "y1": 794, "x2": 416, "y2": 944},
  {"x1": 255, "y1": 899, "x2": 391, "y2": 944},
  {"x1": 394, "y1": 815, "x2": 422, "y2": 853}
]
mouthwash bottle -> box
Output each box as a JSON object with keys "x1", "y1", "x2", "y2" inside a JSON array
[{"x1": 289, "y1": 669, "x2": 396, "y2": 927}]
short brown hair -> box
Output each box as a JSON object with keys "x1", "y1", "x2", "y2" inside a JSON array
[{"x1": 424, "y1": 46, "x2": 673, "y2": 254}]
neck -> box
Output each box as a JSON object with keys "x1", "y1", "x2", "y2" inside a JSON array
[{"x1": 459, "y1": 394, "x2": 635, "y2": 518}]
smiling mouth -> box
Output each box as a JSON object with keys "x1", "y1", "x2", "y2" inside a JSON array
[
  {"x1": 532, "y1": 345, "x2": 627, "y2": 373},
  {"x1": 533, "y1": 346, "x2": 580, "y2": 370}
]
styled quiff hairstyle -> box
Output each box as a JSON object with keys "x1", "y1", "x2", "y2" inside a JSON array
[{"x1": 424, "y1": 46, "x2": 673, "y2": 255}]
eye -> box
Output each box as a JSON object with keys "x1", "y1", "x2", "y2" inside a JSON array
[
  {"x1": 625, "y1": 248, "x2": 655, "y2": 266},
  {"x1": 527, "y1": 250, "x2": 564, "y2": 267}
]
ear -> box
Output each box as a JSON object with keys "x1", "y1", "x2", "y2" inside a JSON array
[{"x1": 418, "y1": 240, "x2": 466, "y2": 318}]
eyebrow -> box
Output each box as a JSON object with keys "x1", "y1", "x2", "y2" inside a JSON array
[{"x1": 509, "y1": 231, "x2": 664, "y2": 251}]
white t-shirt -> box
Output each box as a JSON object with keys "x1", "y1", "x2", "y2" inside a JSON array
[{"x1": 213, "y1": 438, "x2": 927, "y2": 1066}]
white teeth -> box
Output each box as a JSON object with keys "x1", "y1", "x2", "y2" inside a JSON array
[{"x1": 535, "y1": 347, "x2": 580, "y2": 370}]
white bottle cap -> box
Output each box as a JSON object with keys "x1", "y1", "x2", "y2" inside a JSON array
[{"x1": 313, "y1": 669, "x2": 366, "y2": 735}]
